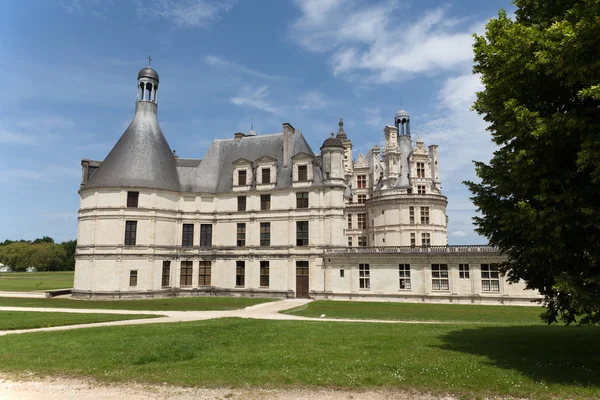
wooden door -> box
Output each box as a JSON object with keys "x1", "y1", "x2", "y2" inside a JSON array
[{"x1": 296, "y1": 261, "x2": 309, "y2": 298}]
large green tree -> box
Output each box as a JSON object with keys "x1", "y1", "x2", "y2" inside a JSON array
[{"x1": 466, "y1": 0, "x2": 600, "y2": 324}]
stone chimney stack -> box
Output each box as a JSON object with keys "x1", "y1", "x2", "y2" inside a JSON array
[{"x1": 282, "y1": 122, "x2": 295, "y2": 168}]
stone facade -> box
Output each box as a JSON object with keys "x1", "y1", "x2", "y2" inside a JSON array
[{"x1": 73, "y1": 66, "x2": 541, "y2": 304}]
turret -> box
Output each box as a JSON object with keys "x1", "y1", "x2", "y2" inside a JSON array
[{"x1": 320, "y1": 133, "x2": 345, "y2": 185}]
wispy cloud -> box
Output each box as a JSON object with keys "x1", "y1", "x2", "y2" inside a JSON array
[
  {"x1": 230, "y1": 86, "x2": 278, "y2": 113},
  {"x1": 205, "y1": 55, "x2": 290, "y2": 81},
  {"x1": 298, "y1": 90, "x2": 330, "y2": 110},
  {"x1": 291, "y1": 0, "x2": 479, "y2": 82},
  {"x1": 0, "y1": 129, "x2": 36, "y2": 144},
  {"x1": 141, "y1": 0, "x2": 235, "y2": 28},
  {"x1": 451, "y1": 230, "x2": 468, "y2": 237}
]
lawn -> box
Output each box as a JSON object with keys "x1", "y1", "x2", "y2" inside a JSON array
[
  {"x1": 283, "y1": 300, "x2": 546, "y2": 324},
  {"x1": 0, "y1": 318, "x2": 597, "y2": 398},
  {"x1": 0, "y1": 271, "x2": 74, "y2": 291},
  {"x1": 0, "y1": 296, "x2": 273, "y2": 311},
  {"x1": 0, "y1": 311, "x2": 159, "y2": 330}
]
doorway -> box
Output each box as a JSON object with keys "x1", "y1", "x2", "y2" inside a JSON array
[{"x1": 296, "y1": 261, "x2": 309, "y2": 298}]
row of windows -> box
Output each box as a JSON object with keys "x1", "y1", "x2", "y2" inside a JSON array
[
  {"x1": 352, "y1": 264, "x2": 500, "y2": 291},
  {"x1": 126, "y1": 191, "x2": 310, "y2": 211},
  {"x1": 130, "y1": 260, "x2": 311, "y2": 289},
  {"x1": 124, "y1": 221, "x2": 310, "y2": 247},
  {"x1": 237, "y1": 165, "x2": 309, "y2": 186}
]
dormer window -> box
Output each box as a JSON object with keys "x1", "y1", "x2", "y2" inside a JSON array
[
  {"x1": 261, "y1": 167, "x2": 271, "y2": 184},
  {"x1": 238, "y1": 170, "x2": 247, "y2": 186},
  {"x1": 417, "y1": 162, "x2": 425, "y2": 178},
  {"x1": 298, "y1": 165, "x2": 308, "y2": 181}
]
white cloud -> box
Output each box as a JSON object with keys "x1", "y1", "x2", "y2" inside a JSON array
[
  {"x1": 291, "y1": 0, "x2": 480, "y2": 82},
  {"x1": 451, "y1": 230, "x2": 468, "y2": 237},
  {"x1": 0, "y1": 129, "x2": 36, "y2": 144},
  {"x1": 141, "y1": 0, "x2": 234, "y2": 28},
  {"x1": 230, "y1": 86, "x2": 278, "y2": 113},
  {"x1": 299, "y1": 91, "x2": 330, "y2": 110},
  {"x1": 204, "y1": 55, "x2": 290, "y2": 81}
]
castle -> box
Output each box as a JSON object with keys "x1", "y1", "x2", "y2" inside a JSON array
[{"x1": 74, "y1": 66, "x2": 540, "y2": 304}]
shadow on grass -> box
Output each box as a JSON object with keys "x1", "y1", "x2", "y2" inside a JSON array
[{"x1": 437, "y1": 325, "x2": 600, "y2": 387}]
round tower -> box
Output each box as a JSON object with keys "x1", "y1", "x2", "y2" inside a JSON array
[{"x1": 320, "y1": 133, "x2": 345, "y2": 186}]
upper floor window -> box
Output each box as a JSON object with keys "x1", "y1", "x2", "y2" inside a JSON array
[
  {"x1": 237, "y1": 196, "x2": 246, "y2": 211},
  {"x1": 421, "y1": 207, "x2": 430, "y2": 224},
  {"x1": 481, "y1": 264, "x2": 500, "y2": 291},
  {"x1": 200, "y1": 224, "x2": 212, "y2": 247},
  {"x1": 260, "y1": 222, "x2": 270, "y2": 246},
  {"x1": 357, "y1": 175, "x2": 367, "y2": 189},
  {"x1": 347, "y1": 237, "x2": 353, "y2": 247},
  {"x1": 358, "y1": 213, "x2": 367, "y2": 229},
  {"x1": 127, "y1": 191, "x2": 139, "y2": 208},
  {"x1": 459, "y1": 264, "x2": 470, "y2": 279},
  {"x1": 261, "y1": 167, "x2": 271, "y2": 184},
  {"x1": 260, "y1": 194, "x2": 271, "y2": 210},
  {"x1": 417, "y1": 162, "x2": 425, "y2": 178},
  {"x1": 124, "y1": 221, "x2": 137, "y2": 246},
  {"x1": 182, "y1": 224, "x2": 194, "y2": 247},
  {"x1": 418, "y1": 185, "x2": 426, "y2": 194},
  {"x1": 296, "y1": 192, "x2": 309, "y2": 208},
  {"x1": 432, "y1": 264, "x2": 449, "y2": 290},
  {"x1": 347, "y1": 214, "x2": 352, "y2": 229},
  {"x1": 421, "y1": 232, "x2": 431, "y2": 247},
  {"x1": 238, "y1": 170, "x2": 247, "y2": 186},
  {"x1": 409, "y1": 206, "x2": 415, "y2": 224},
  {"x1": 237, "y1": 223, "x2": 246, "y2": 247},
  {"x1": 296, "y1": 221, "x2": 309, "y2": 246},
  {"x1": 358, "y1": 236, "x2": 367, "y2": 246},
  {"x1": 298, "y1": 165, "x2": 308, "y2": 181},
  {"x1": 357, "y1": 194, "x2": 367, "y2": 204},
  {"x1": 410, "y1": 232, "x2": 416, "y2": 247}
]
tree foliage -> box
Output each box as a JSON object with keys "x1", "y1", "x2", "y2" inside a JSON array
[
  {"x1": 466, "y1": 0, "x2": 600, "y2": 324},
  {"x1": 0, "y1": 238, "x2": 75, "y2": 272}
]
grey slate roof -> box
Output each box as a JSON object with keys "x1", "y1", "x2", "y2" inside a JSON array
[
  {"x1": 177, "y1": 131, "x2": 320, "y2": 193},
  {"x1": 85, "y1": 101, "x2": 180, "y2": 192}
]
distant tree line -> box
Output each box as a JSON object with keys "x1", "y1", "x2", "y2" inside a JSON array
[{"x1": 0, "y1": 237, "x2": 76, "y2": 271}]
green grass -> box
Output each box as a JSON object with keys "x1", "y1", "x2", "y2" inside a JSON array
[
  {"x1": 0, "y1": 311, "x2": 159, "y2": 330},
  {"x1": 0, "y1": 296, "x2": 273, "y2": 311},
  {"x1": 283, "y1": 300, "x2": 546, "y2": 324},
  {"x1": 0, "y1": 271, "x2": 74, "y2": 291},
  {"x1": 0, "y1": 318, "x2": 597, "y2": 398}
]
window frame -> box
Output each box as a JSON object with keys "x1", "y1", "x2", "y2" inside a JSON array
[
  {"x1": 237, "y1": 196, "x2": 246, "y2": 211},
  {"x1": 260, "y1": 222, "x2": 270, "y2": 246},
  {"x1": 357, "y1": 213, "x2": 367, "y2": 229},
  {"x1": 409, "y1": 206, "x2": 415, "y2": 224},
  {"x1": 124, "y1": 221, "x2": 137, "y2": 246},
  {"x1": 418, "y1": 185, "x2": 426, "y2": 195},
  {"x1": 347, "y1": 214, "x2": 352, "y2": 229},
  {"x1": 296, "y1": 192, "x2": 309, "y2": 208},
  {"x1": 182, "y1": 223, "x2": 194, "y2": 247},
  {"x1": 420, "y1": 207, "x2": 430, "y2": 224},
  {"x1": 297, "y1": 165, "x2": 308, "y2": 182},
  {"x1": 129, "y1": 270, "x2": 138, "y2": 287},
  {"x1": 237, "y1": 223, "x2": 246, "y2": 247},
  {"x1": 180, "y1": 261, "x2": 193, "y2": 287},
  {"x1": 238, "y1": 169, "x2": 247, "y2": 186},
  {"x1": 357, "y1": 175, "x2": 367, "y2": 189},
  {"x1": 481, "y1": 263, "x2": 500, "y2": 291},
  {"x1": 236, "y1": 260, "x2": 245, "y2": 287},
  {"x1": 416, "y1": 162, "x2": 425, "y2": 178},
  {"x1": 127, "y1": 191, "x2": 139, "y2": 208},
  {"x1": 399, "y1": 264, "x2": 411, "y2": 290},
  {"x1": 421, "y1": 232, "x2": 431, "y2": 247},
  {"x1": 359, "y1": 263, "x2": 370, "y2": 290},
  {"x1": 260, "y1": 260, "x2": 269, "y2": 288},
  {"x1": 296, "y1": 221, "x2": 309, "y2": 246},
  {"x1": 161, "y1": 261, "x2": 170, "y2": 287},
  {"x1": 358, "y1": 236, "x2": 367, "y2": 246},
  {"x1": 459, "y1": 264, "x2": 470, "y2": 279},
  {"x1": 357, "y1": 194, "x2": 367, "y2": 204},
  {"x1": 261, "y1": 167, "x2": 271, "y2": 184},
  {"x1": 431, "y1": 264, "x2": 449, "y2": 291},
  {"x1": 260, "y1": 194, "x2": 271, "y2": 211},
  {"x1": 198, "y1": 261, "x2": 211, "y2": 286},
  {"x1": 200, "y1": 224, "x2": 212, "y2": 247}
]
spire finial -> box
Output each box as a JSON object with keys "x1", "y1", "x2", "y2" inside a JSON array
[
  {"x1": 147, "y1": 55, "x2": 153, "y2": 66},
  {"x1": 251, "y1": 119, "x2": 254, "y2": 130}
]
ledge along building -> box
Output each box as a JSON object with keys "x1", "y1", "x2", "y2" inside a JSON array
[{"x1": 75, "y1": 66, "x2": 540, "y2": 304}]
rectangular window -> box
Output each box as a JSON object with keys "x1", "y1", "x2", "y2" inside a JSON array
[
  {"x1": 409, "y1": 206, "x2": 415, "y2": 224},
  {"x1": 182, "y1": 223, "x2": 194, "y2": 247},
  {"x1": 481, "y1": 264, "x2": 500, "y2": 291},
  {"x1": 129, "y1": 270, "x2": 138, "y2": 287},
  {"x1": 347, "y1": 237, "x2": 352, "y2": 247},
  {"x1": 358, "y1": 236, "x2": 367, "y2": 246},
  {"x1": 161, "y1": 261, "x2": 170, "y2": 287},
  {"x1": 260, "y1": 222, "x2": 270, "y2": 246},
  {"x1": 399, "y1": 264, "x2": 411, "y2": 290},
  {"x1": 237, "y1": 223, "x2": 246, "y2": 247},
  {"x1": 432, "y1": 264, "x2": 449, "y2": 291},
  {"x1": 359, "y1": 264, "x2": 370, "y2": 289},
  {"x1": 418, "y1": 185, "x2": 426, "y2": 194},
  {"x1": 340, "y1": 269, "x2": 345, "y2": 278},
  {"x1": 421, "y1": 232, "x2": 431, "y2": 247},
  {"x1": 421, "y1": 207, "x2": 430, "y2": 224},
  {"x1": 127, "y1": 191, "x2": 139, "y2": 208},
  {"x1": 298, "y1": 165, "x2": 308, "y2": 181},
  {"x1": 237, "y1": 196, "x2": 246, "y2": 211},
  {"x1": 459, "y1": 264, "x2": 470, "y2": 279},
  {"x1": 261, "y1": 167, "x2": 271, "y2": 184},
  {"x1": 347, "y1": 214, "x2": 352, "y2": 229},
  {"x1": 198, "y1": 261, "x2": 211, "y2": 286},
  {"x1": 358, "y1": 213, "x2": 366, "y2": 229},
  {"x1": 236, "y1": 261, "x2": 245, "y2": 287},
  {"x1": 260, "y1": 194, "x2": 271, "y2": 210},
  {"x1": 124, "y1": 221, "x2": 137, "y2": 246},
  {"x1": 260, "y1": 260, "x2": 269, "y2": 287},
  {"x1": 200, "y1": 224, "x2": 212, "y2": 247},
  {"x1": 238, "y1": 170, "x2": 247, "y2": 186},
  {"x1": 296, "y1": 192, "x2": 309, "y2": 208},
  {"x1": 180, "y1": 261, "x2": 193, "y2": 286},
  {"x1": 357, "y1": 194, "x2": 367, "y2": 204},
  {"x1": 410, "y1": 233, "x2": 416, "y2": 247},
  {"x1": 417, "y1": 162, "x2": 425, "y2": 178},
  {"x1": 357, "y1": 175, "x2": 366, "y2": 189},
  {"x1": 296, "y1": 221, "x2": 309, "y2": 246}
]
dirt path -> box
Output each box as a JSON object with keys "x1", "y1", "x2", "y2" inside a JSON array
[{"x1": 0, "y1": 375, "x2": 458, "y2": 400}]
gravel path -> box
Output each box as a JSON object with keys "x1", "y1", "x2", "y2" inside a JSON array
[{"x1": 0, "y1": 375, "x2": 458, "y2": 400}]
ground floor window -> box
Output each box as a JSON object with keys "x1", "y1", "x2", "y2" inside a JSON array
[
  {"x1": 180, "y1": 261, "x2": 193, "y2": 286},
  {"x1": 161, "y1": 261, "x2": 170, "y2": 287},
  {"x1": 236, "y1": 261, "x2": 245, "y2": 287},
  {"x1": 431, "y1": 264, "x2": 449, "y2": 290},
  {"x1": 399, "y1": 264, "x2": 411, "y2": 290},
  {"x1": 198, "y1": 261, "x2": 211, "y2": 286},
  {"x1": 459, "y1": 264, "x2": 470, "y2": 279},
  {"x1": 481, "y1": 264, "x2": 500, "y2": 291},
  {"x1": 129, "y1": 270, "x2": 138, "y2": 287},
  {"x1": 260, "y1": 261, "x2": 269, "y2": 287},
  {"x1": 359, "y1": 263, "x2": 370, "y2": 289}
]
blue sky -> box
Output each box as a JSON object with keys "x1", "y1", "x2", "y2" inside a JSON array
[{"x1": 0, "y1": 0, "x2": 514, "y2": 244}]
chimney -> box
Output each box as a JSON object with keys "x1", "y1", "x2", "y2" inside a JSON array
[
  {"x1": 428, "y1": 144, "x2": 439, "y2": 182},
  {"x1": 282, "y1": 122, "x2": 295, "y2": 167}
]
